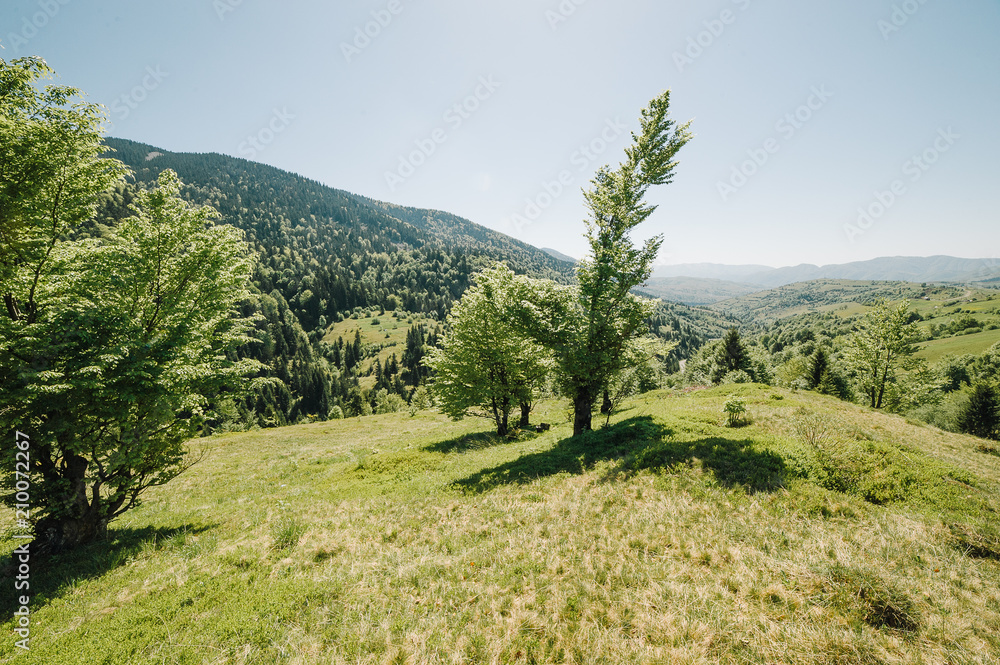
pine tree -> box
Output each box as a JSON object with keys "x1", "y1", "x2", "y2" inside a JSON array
[
  {"x1": 958, "y1": 383, "x2": 1000, "y2": 440},
  {"x1": 712, "y1": 328, "x2": 752, "y2": 384},
  {"x1": 808, "y1": 347, "x2": 829, "y2": 390}
]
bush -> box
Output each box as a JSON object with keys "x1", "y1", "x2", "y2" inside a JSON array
[{"x1": 723, "y1": 397, "x2": 748, "y2": 427}]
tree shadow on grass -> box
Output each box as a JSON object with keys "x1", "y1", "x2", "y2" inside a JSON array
[
  {"x1": 1, "y1": 523, "x2": 214, "y2": 622},
  {"x1": 425, "y1": 428, "x2": 537, "y2": 454},
  {"x1": 451, "y1": 416, "x2": 786, "y2": 494}
]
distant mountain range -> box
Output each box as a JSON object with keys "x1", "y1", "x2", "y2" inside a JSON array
[
  {"x1": 645, "y1": 256, "x2": 1000, "y2": 304},
  {"x1": 653, "y1": 256, "x2": 1000, "y2": 287}
]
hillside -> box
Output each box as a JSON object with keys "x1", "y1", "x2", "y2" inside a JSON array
[
  {"x1": 710, "y1": 279, "x2": 926, "y2": 325},
  {"x1": 639, "y1": 276, "x2": 762, "y2": 305},
  {"x1": 3, "y1": 386, "x2": 998, "y2": 663},
  {"x1": 89, "y1": 138, "x2": 737, "y2": 428}
]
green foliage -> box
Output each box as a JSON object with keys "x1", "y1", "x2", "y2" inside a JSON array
[
  {"x1": 510, "y1": 91, "x2": 692, "y2": 435},
  {"x1": 723, "y1": 397, "x2": 748, "y2": 427},
  {"x1": 425, "y1": 265, "x2": 551, "y2": 436},
  {"x1": 712, "y1": 328, "x2": 753, "y2": 384},
  {"x1": 957, "y1": 383, "x2": 1000, "y2": 440},
  {"x1": 844, "y1": 299, "x2": 922, "y2": 409},
  {"x1": 1, "y1": 166, "x2": 260, "y2": 552},
  {"x1": 0, "y1": 61, "x2": 260, "y2": 551}
]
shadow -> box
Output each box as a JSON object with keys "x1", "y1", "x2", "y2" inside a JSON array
[
  {"x1": 629, "y1": 435, "x2": 787, "y2": 493},
  {"x1": 451, "y1": 416, "x2": 786, "y2": 494},
  {"x1": 1, "y1": 523, "x2": 214, "y2": 622},
  {"x1": 425, "y1": 428, "x2": 536, "y2": 454}
]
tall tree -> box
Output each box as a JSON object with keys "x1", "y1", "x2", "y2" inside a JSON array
[
  {"x1": 844, "y1": 299, "x2": 921, "y2": 409},
  {"x1": 2, "y1": 167, "x2": 261, "y2": 553},
  {"x1": 425, "y1": 265, "x2": 551, "y2": 436},
  {"x1": 513, "y1": 91, "x2": 692, "y2": 435}
]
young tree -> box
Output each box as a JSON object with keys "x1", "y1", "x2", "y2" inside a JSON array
[
  {"x1": 807, "y1": 347, "x2": 830, "y2": 390},
  {"x1": 512, "y1": 91, "x2": 692, "y2": 435},
  {"x1": 957, "y1": 382, "x2": 999, "y2": 440},
  {"x1": 425, "y1": 265, "x2": 551, "y2": 436},
  {"x1": 844, "y1": 299, "x2": 921, "y2": 409}
]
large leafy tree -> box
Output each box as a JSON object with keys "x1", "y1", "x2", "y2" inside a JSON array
[
  {"x1": 512, "y1": 91, "x2": 692, "y2": 435},
  {"x1": 1, "y1": 57, "x2": 260, "y2": 553},
  {"x1": 425, "y1": 264, "x2": 551, "y2": 436},
  {"x1": 844, "y1": 299, "x2": 921, "y2": 409}
]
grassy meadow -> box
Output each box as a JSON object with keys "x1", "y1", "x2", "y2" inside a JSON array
[{"x1": 3, "y1": 386, "x2": 1000, "y2": 664}]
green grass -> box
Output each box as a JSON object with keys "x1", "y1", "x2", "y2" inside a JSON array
[
  {"x1": 4, "y1": 387, "x2": 1000, "y2": 663},
  {"x1": 322, "y1": 311, "x2": 435, "y2": 388},
  {"x1": 916, "y1": 327, "x2": 1000, "y2": 363}
]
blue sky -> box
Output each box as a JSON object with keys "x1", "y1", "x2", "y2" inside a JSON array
[{"x1": 2, "y1": 0, "x2": 998, "y2": 268}]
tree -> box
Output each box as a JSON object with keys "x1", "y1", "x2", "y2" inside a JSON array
[
  {"x1": 712, "y1": 327, "x2": 753, "y2": 384},
  {"x1": 1, "y1": 60, "x2": 261, "y2": 553},
  {"x1": 807, "y1": 347, "x2": 829, "y2": 390},
  {"x1": 957, "y1": 383, "x2": 999, "y2": 440},
  {"x1": 844, "y1": 299, "x2": 921, "y2": 409},
  {"x1": 512, "y1": 91, "x2": 692, "y2": 435},
  {"x1": 425, "y1": 265, "x2": 551, "y2": 436}
]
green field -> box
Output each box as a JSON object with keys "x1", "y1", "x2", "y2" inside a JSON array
[
  {"x1": 4, "y1": 387, "x2": 1000, "y2": 663},
  {"x1": 322, "y1": 311, "x2": 437, "y2": 388},
  {"x1": 916, "y1": 328, "x2": 1000, "y2": 363}
]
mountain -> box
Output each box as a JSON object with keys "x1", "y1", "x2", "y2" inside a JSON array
[
  {"x1": 653, "y1": 256, "x2": 1000, "y2": 291},
  {"x1": 744, "y1": 256, "x2": 1000, "y2": 288},
  {"x1": 96, "y1": 138, "x2": 727, "y2": 427},
  {"x1": 541, "y1": 247, "x2": 577, "y2": 264}
]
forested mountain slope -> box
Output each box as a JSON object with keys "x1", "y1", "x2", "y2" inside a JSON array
[{"x1": 96, "y1": 138, "x2": 727, "y2": 428}]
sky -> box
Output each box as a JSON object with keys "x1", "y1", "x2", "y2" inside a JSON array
[{"x1": 2, "y1": 0, "x2": 998, "y2": 269}]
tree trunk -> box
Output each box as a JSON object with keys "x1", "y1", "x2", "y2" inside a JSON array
[
  {"x1": 600, "y1": 390, "x2": 612, "y2": 414},
  {"x1": 519, "y1": 402, "x2": 530, "y2": 429},
  {"x1": 498, "y1": 410, "x2": 509, "y2": 437},
  {"x1": 573, "y1": 392, "x2": 594, "y2": 436},
  {"x1": 33, "y1": 454, "x2": 108, "y2": 555}
]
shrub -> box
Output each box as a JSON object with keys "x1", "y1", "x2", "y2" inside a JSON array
[{"x1": 723, "y1": 397, "x2": 748, "y2": 427}]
